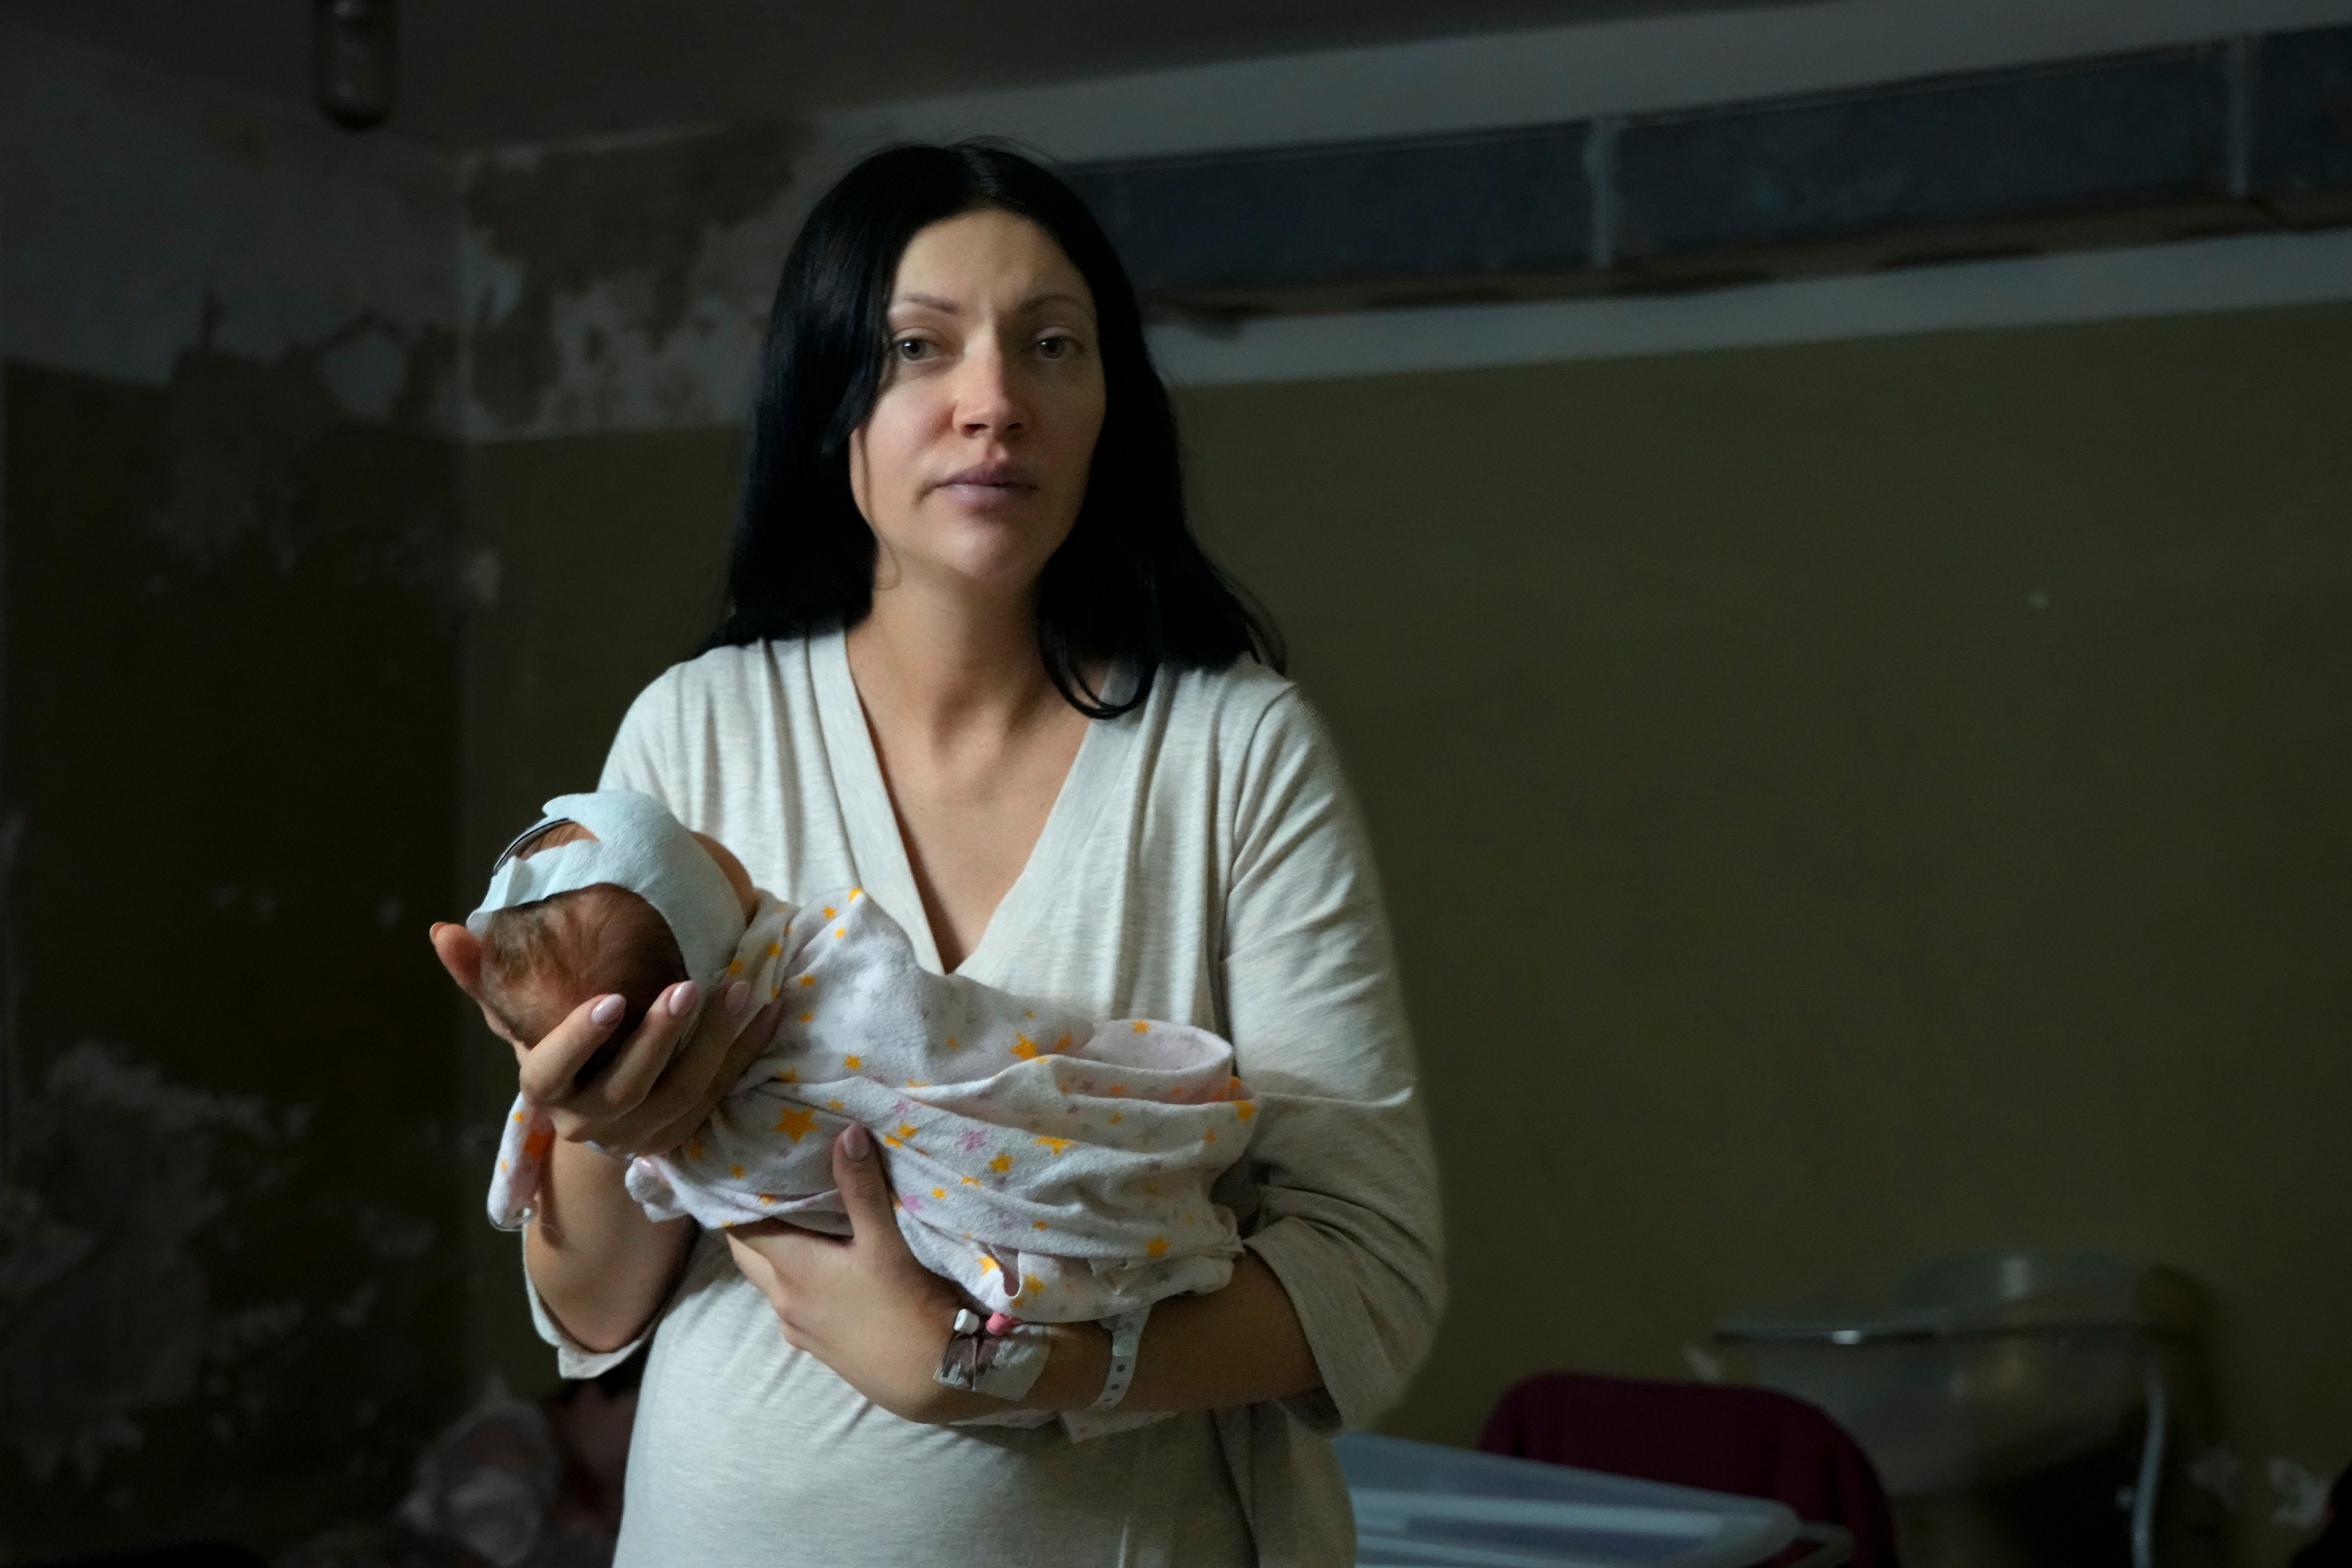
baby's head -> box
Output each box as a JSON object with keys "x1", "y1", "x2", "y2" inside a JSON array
[{"x1": 475, "y1": 820, "x2": 756, "y2": 1048}]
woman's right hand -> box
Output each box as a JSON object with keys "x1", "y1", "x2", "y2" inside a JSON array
[{"x1": 430, "y1": 922, "x2": 784, "y2": 1157}]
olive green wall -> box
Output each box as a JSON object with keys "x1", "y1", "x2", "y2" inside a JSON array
[
  {"x1": 0, "y1": 361, "x2": 468, "y2": 1553},
  {"x1": 454, "y1": 428, "x2": 743, "y2": 1388},
  {"x1": 1176, "y1": 301, "x2": 2352, "y2": 1568},
  {"x1": 449, "y1": 301, "x2": 2352, "y2": 1566}
]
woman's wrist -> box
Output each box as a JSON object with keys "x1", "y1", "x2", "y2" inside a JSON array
[{"x1": 1015, "y1": 1319, "x2": 1112, "y2": 1413}]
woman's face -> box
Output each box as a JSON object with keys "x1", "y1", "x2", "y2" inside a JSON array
[{"x1": 848, "y1": 208, "x2": 1107, "y2": 605}]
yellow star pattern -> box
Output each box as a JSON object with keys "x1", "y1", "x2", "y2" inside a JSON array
[
  {"x1": 989, "y1": 1152, "x2": 1012, "y2": 1173},
  {"x1": 842, "y1": 1054, "x2": 861, "y2": 1070},
  {"x1": 1011, "y1": 1033, "x2": 1040, "y2": 1060},
  {"x1": 1032, "y1": 1136, "x2": 1072, "y2": 1156},
  {"x1": 774, "y1": 1107, "x2": 818, "y2": 1143},
  {"x1": 1132, "y1": 1020, "x2": 1149, "y2": 1033},
  {"x1": 1146, "y1": 1236, "x2": 1169, "y2": 1259},
  {"x1": 798, "y1": 974, "x2": 817, "y2": 988}
]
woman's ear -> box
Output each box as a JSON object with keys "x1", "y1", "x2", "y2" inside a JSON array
[{"x1": 430, "y1": 921, "x2": 485, "y2": 997}]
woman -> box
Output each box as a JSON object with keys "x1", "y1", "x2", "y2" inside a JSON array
[{"x1": 432, "y1": 142, "x2": 1441, "y2": 1565}]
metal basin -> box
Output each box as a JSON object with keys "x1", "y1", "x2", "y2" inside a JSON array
[{"x1": 1717, "y1": 1253, "x2": 2154, "y2": 1500}]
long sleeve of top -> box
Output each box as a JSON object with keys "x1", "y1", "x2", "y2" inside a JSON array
[{"x1": 1220, "y1": 691, "x2": 1445, "y2": 1434}]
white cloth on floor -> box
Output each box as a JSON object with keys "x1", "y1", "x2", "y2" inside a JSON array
[{"x1": 483, "y1": 804, "x2": 1256, "y2": 1329}]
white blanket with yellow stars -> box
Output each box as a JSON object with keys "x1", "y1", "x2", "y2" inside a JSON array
[{"x1": 488, "y1": 887, "x2": 1257, "y2": 1327}]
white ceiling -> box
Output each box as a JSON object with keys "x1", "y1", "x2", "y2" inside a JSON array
[{"x1": 0, "y1": 0, "x2": 1768, "y2": 150}]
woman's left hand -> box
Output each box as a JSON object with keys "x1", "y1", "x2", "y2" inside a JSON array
[{"x1": 724, "y1": 1122, "x2": 991, "y2": 1424}]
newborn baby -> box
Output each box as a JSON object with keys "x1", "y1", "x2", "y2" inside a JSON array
[{"x1": 473, "y1": 789, "x2": 1256, "y2": 1350}]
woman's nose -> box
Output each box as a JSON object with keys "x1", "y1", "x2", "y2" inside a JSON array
[{"x1": 954, "y1": 343, "x2": 1027, "y2": 437}]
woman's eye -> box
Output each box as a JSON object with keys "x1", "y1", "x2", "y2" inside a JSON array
[
  {"x1": 1035, "y1": 334, "x2": 1080, "y2": 362},
  {"x1": 893, "y1": 337, "x2": 933, "y2": 362}
]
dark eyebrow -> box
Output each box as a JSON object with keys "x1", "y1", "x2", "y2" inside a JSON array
[
  {"x1": 889, "y1": 290, "x2": 1096, "y2": 319},
  {"x1": 1022, "y1": 290, "x2": 1095, "y2": 318}
]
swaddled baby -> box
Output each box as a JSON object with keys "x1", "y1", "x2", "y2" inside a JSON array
[{"x1": 473, "y1": 789, "x2": 1257, "y2": 1358}]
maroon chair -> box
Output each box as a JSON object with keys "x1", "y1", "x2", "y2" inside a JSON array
[{"x1": 1481, "y1": 1371, "x2": 1901, "y2": 1568}]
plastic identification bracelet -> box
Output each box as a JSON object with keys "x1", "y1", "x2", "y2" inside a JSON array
[{"x1": 1089, "y1": 1307, "x2": 1152, "y2": 1414}]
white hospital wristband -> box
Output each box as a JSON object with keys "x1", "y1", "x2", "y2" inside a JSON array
[{"x1": 1088, "y1": 1307, "x2": 1152, "y2": 1414}]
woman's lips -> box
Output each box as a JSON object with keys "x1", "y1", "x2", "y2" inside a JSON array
[{"x1": 934, "y1": 460, "x2": 1039, "y2": 506}]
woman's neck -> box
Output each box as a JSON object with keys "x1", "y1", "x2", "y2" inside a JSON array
[{"x1": 845, "y1": 580, "x2": 1061, "y2": 747}]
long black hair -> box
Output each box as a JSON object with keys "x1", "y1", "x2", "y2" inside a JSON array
[{"x1": 707, "y1": 141, "x2": 1281, "y2": 719}]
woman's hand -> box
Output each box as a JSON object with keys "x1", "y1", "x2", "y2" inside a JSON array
[
  {"x1": 725, "y1": 1123, "x2": 993, "y2": 1424},
  {"x1": 430, "y1": 921, "x2": 783, "y2": 1156}
]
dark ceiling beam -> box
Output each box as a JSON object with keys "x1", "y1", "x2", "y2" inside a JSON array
[{"x1": 1067, "y1": 23, "x2": 2352, "y2": 319}]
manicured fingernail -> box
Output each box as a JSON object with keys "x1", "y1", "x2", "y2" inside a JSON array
[
  {"x1": 589, "y1": 995, "x2": 624, "y2": 1027},
  {"x1": 723, "y1": 979, "x2": 751, "y2": 1016},
  {"x1": 841, "y1": 1122, "x2": 871, "y2": 1159},
  {"x1": 666, "y1": 980, "x2": 699, "y2": 1018}
]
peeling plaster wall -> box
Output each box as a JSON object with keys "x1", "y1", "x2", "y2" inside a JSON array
[
  {"x1": 457, "y1": 123, "x2": 813, "y2": 442},
  {"x1": 0, "y1": 22, "x2": 461, "y2": 432},
  {"x1": 0, "y1": 21, "x2": 470, "y2": 1557}
]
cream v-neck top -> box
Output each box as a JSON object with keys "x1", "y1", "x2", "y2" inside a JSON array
[{"x1": 535, "y1": 630, "x2": 1442, "y2": 1568}]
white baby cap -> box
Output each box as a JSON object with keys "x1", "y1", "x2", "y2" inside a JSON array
[{"x1": 465, "y1": 788, "x2": 748, "y2": 991}]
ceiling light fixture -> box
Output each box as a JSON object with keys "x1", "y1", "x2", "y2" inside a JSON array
[{"x1": 314, "y1": 0, "x2": 398, "y2": 131}]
